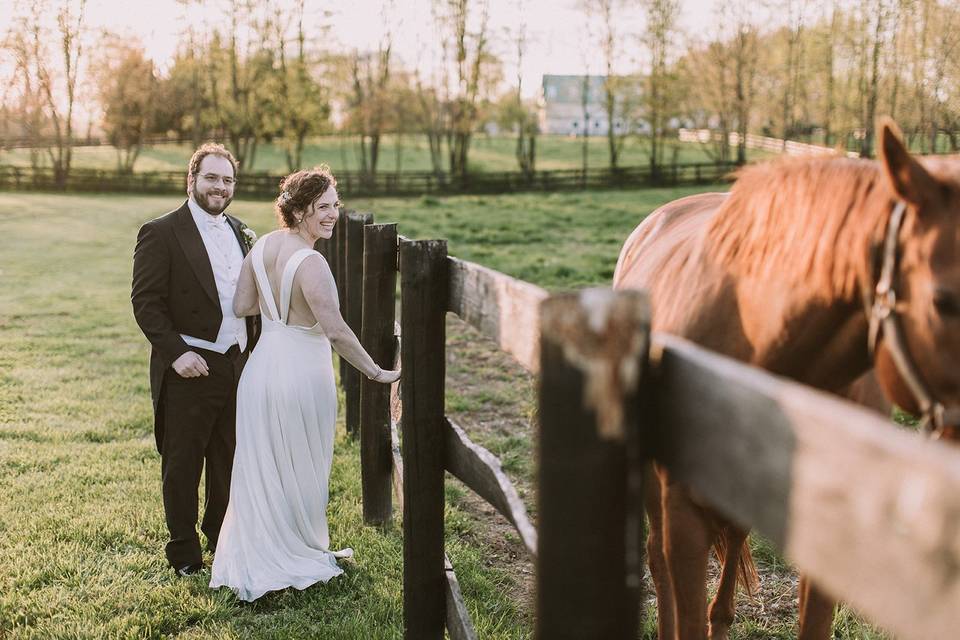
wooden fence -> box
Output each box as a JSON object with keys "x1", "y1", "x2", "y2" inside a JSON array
[
  {"x1": 318, "y1": 208, "x2": 544, "y2": 637},
  {"x1": 321, "y1": 208, "x2": 960, "y2": 639},
  {"x1": 679, "y1": 127, "x2": 862, "y2": 159},
  {"x1": 0, "y1": 161, "x2": 737, "y2": 198}
]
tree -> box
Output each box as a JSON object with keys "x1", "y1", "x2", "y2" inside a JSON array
[
  {"x1": 346, "y1": 4, "x2": 394, "y2": 183},
  {"x1": 581, "y1": 0, "x2": 635, "y2": 169},
  {"x1": 858, "y1": 0, "x2": 895, "y2": 158},
  {"x1": 202, "y1": 1, "x2": 276, "y2": 171},
  {"x1": 580, "y1": 74, "x2": 591, "y2": 181},
  {"x1": 271, "y1": 0, "x2": 330, "y2": 172},
  {"x1": 155, "y1": 49, "x2": 209, "y2": 145},
  {"x1": 676, "y1": 42, "x2": 730, "y2": 162},
  {"x1": 412, "y1": 66, "x2": 447, "y2": 178},
  {"x1": 167, "y1": 4, "x2": 211, "y2": 147},
  {"x1": 677, "y1": 2, "x2": 758, "y2": 166},
  {"x1": 727, "y1": 6, "x2": 759, "y2": 164},
  {"x1": 678, "y1": 0, "x2": 759, "y2": 164},
  {"x1": 4, "y1": 0, "x2": 87, "y2": 185},
  {"x1": 2, "y1": 8, "x2": 47, "y2": 168},
  {"x1": 822, "y1": 2, "x2": 839, "y2": 147},
  {"x1": 641, "y1": 0, "x2": 681, "y2": 172},
  {"x1": 919, "y1": 0, "x2": 960, "y2": 152},
  {"x1": 778, "y1": 0, "x2": 808, "y2": 142},
  {"x1": 96, "y1": 43, "x2": 158, "y2": 173},
  {"x1": 506, "y1": 0, "x2": 537, "y2": 178},
  {"x1": 574, "y1": 17, "x2": 596, "y2": 183},
  {"x1": 385, "y1": 71, "x2": 423, "y2": 172},
  {"x1": 436, "y1": 0, "x2": 497, "y2": 180}
]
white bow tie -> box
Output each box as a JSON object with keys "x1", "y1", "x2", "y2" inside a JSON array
[{"x1": 206, "y1": 215, "x2": 227, "y2": 230}]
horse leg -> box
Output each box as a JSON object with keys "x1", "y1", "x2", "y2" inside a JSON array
[
  {"x1": 798, "y1": 575, "x2": 835, "y2": 640},
  {"x1": 794, "y1": 371, "x2": 883, "y2": 638},
  {"x1": 707, "y1": 524, "x2": 749, "y2": 640},
  {"x1": 646, "y1": 465, "x2": 675, "y2": 640},
  {"x1": 662, "y1": 478, "x2": 712, "y2": 640}
]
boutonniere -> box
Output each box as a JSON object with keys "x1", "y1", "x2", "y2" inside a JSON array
[{"x1": 240, "y1": 224, "x2": 257, "y2": 251}]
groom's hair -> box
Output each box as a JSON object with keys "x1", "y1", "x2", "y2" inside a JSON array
[{"x1": 187, "y1": 143, "x2": 239, "y2": 179}]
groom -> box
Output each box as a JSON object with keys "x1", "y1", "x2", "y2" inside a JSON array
[{"x1": 131, "y1": 143, "x2": 259, "y2": 576}]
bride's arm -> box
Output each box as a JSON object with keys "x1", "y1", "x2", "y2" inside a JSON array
[
  {"x1": 300, "y1": 254, "x2": 399, "y2": 383},
  {"x1": 233, "y1": 253, "x2": 259, "y2": 317}
]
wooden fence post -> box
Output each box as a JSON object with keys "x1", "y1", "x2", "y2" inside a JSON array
[
  {"x1": 344, "y1": 212, "x2": 374, "y2": 438},
  {"x1": 400, "y1": 238, "x2": 448, "y2": 640},
  {"x1": 336, "y1": 209, "x2": 350, "y2": 385},
  {"x1": 536, "y1": 288, "x2": 650, "y2": 640},
  {"x1": 360, "y1": 223, "x2": 398, "y2": 525},
  {"x1": 314, "y1": 233, "x2": 333, "y2": 262}
]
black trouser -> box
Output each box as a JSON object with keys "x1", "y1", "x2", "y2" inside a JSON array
[{"x1": 160, "y1": 345, "x2": 245, "y2": 569}]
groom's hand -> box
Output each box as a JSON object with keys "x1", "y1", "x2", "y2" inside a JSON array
[{"x1": 172, "y1": 351, "x2": 209, "y2": 378}]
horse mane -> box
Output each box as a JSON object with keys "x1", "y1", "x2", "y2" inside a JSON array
[{"x1": 705, "y1": 156, "x2": 891, "y2": 300}]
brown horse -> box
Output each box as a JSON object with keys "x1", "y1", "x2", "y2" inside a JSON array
[{"x1": 613, "y1": 119, "x2": 960, "y2": 639}]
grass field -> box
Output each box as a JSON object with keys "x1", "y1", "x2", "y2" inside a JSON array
[
  {"x1": 0, "y1": 186, "x2": 888, "y2": 639},
  {"x1": 0, "y1": 135, "x2": 770, "y2": 175}
]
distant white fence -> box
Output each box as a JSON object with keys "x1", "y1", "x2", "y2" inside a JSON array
[{"x1": 679, "y1": 128, "x2": 860, "y2": 159}]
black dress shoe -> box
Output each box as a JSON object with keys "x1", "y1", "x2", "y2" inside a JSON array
[{"x1": 174, "y1": 562, "x2": 205, "y2": 577}]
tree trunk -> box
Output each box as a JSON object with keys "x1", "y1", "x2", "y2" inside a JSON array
[
  {"x1": 370, "y1": 133, "x2": 381, "y2": 179},
  {"x1": 581, "y1": 75, "x2": 590, "y2": 187},
  {"x1": 606, "y1": 80, "x2": 619, "y2": 170},
  {"x1": 861, "y1": 4, "x2": 885, "y2": 159},
  {"x1": 824, "y1": 6, "x2": 837, "y2": 147}
]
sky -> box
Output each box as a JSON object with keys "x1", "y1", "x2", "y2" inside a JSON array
[{"x1": 0, "y1": 0, "x2": 727, "y2": 98}]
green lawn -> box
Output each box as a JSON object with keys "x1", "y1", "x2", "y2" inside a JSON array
[
  {"x1": 0, "y1": 135, "x2": 770, "y2": 175},
  {"x1": 1, "y1": 186, "x2": 888, "y2": 639}
]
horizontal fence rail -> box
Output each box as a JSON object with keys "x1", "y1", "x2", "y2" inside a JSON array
[
  {"x1": 0, "y1": 161, "x2": 738, "y2": 198},
  {"x1": 650, "y1": 333, "x2": 960, "y2": 640},
  {"x1": 445, "y1": 418, "x2": 538, "y2": 556},
  {"x1": 447, "y1": 257, "x2": 548, "y2": 373}
]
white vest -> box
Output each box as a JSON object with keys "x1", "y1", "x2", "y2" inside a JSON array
[{"x1": 181, "y1": 198, "x2": 248, "y2": 353}]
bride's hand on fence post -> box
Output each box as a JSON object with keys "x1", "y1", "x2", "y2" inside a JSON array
[{"x1": 369, "y1": 367, "x2": 401, "y2": 384}]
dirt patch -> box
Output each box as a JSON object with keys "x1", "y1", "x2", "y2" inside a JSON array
[{"x1": 444, "y1": 315, "x2": 537, "y2": 622}]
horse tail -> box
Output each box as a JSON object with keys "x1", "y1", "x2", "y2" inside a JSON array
[
  {"x1": 713, "y1": 534, "x2": 760, "y2": 597},
  {"x1": 738, "y1": 546, "x2": 760, "y2": 597}
]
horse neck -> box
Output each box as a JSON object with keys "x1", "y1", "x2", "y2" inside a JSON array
[{"x1": 705, "y1": 159, "x2": 892, "y2": 389}]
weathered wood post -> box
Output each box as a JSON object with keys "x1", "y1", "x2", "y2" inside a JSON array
[
  {"x1": 400, "y1": 238, "x2": 448, "y2": 639},
  {"x1": 344, "y1": 212, "x2": 374, "y2": 438},
  {"x1": 360, "y1": 223, "x2": 398, "y2": 525},
  {"x1": 314, "y1": 235, "x2": 332, "y2": 262},
  {"x1": 536, "y1": 288, "x2": 650, "y2": 639},
  {"x1": 335, "y1": 209, "x2": 350, "y2": 384}
]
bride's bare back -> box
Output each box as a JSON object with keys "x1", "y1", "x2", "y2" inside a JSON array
[{"x1": 260, "y1": 230, "x2": 327, "y2": 328}]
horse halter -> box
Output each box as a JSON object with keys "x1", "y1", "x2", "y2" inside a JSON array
[{"x1": 867, "y1": 200, "x2": 960, "y2": 437}]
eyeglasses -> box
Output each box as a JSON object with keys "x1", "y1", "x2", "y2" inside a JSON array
[{"x1": 199, "y1": 173, "x2": 237, "y2": 186}]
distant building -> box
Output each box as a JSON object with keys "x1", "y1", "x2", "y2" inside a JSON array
[{"x1": 538, "y1": 74, "x2": 637, "y2": 136}]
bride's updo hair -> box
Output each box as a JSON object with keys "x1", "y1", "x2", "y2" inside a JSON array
[{"x1": 275, "y1": 165, "x2": 338, "y2": 228}]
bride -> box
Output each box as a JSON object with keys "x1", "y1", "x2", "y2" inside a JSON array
[{"x1": 210, "y1": 165, "x2": 400, "y2": 602}]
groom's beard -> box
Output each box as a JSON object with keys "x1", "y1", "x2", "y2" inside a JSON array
[{"x1": 192, "y1": 186, "x2": 233, "y2": 215}]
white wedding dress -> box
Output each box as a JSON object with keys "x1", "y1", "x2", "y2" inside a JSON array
[{"x1": 210, "y1": 239, "x2": 352, "y2": 602}]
